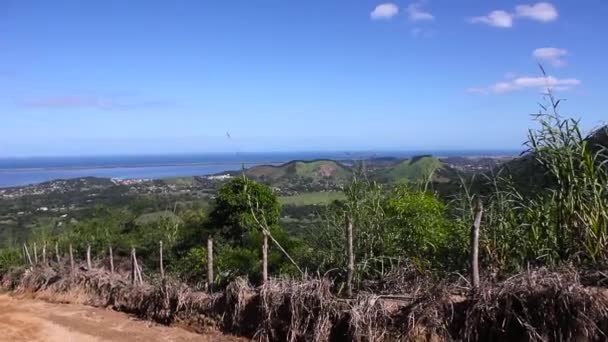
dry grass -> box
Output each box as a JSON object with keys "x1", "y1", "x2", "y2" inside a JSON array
[
  {"x1": 3, "y1": 264, "x2": 608, "y2": 341},
  {"x1": 463, "y1": 266, "x2": 608, "y2": 341},
  {"x1": 255, "y1": 278, "x2": 337, "y2": 342}
]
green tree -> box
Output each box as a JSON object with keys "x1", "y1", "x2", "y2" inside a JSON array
[
  {"x1": 205, "y1": 177, "x2": 302, "y2": 283},
  {"x1": 208, "y1": 177, "x2": 281, "y2": 244}
]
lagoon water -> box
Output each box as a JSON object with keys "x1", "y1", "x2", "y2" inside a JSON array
[{"x1": 0, "y1": 150, "x2": 518, "y2": 188}]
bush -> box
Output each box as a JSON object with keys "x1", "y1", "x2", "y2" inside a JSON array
[{"x1": 0, "y1": 248, "x2": 22, "y2": 274}]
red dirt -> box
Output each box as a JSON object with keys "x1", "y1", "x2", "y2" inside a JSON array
[{"x1": 0, "y1": 293, "x2": 247, "y2": 342}]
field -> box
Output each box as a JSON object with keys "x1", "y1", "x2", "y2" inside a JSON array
[{"x1": 279, "y1": 191, "x2": 345, "y2": 206}]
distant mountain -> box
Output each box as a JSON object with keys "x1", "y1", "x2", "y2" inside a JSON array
[{"x1": 244, "y1": 159, "x2": 353, "y2": 189}]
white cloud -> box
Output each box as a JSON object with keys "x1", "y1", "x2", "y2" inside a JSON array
[
  {"x1": 407, "y1": 3, "x2": 435, "y2": 22},
  {"x1": 371, "y1": 3, "x2": 399, "y2": 20},
  {"x1": 533, "y1": 47, "x2": 568, "y2": 67},
  {"x1": 470, "y1": 2, "x2": 558, "y2": 28},
  {"x1": 470, "y1": 10, "x2": 513, "y2": 28},
  {"x1": 515, "y1": 2, "x2": 558, "y2": 22},
  {"x1": 469, "y1": 75, "x2": 581, "y2": 94}
]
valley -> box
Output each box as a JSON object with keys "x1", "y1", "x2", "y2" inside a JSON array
[{"x1": 0, "y1": 155, "x2": 510, "y2": 246}]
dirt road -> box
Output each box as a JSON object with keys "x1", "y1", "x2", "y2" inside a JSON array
[{"x1": 0, "y1": 294, "x2": 245, "y2": 342}]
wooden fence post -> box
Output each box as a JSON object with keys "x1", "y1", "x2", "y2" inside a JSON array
[
  {"x1": 33, "y1": 242, "x2": 38, "y2": 264},
  {"x1": 207, "y1": 236, "x2": 214, "y2": 291},
  {"x1": 136, "y1": 250, "x2": 143, "y2": 285},
  {"x1": 42, "y1": 241, "x2": 47, "y2": 264},
  {"x1": 55, "y1": 242, "x2": 60, "y2": 264},
  {"x1": 470, "y1": 197, "x2": 484, "y2": 289},
  {"x1": 262, "y1": 232, "x2": 268, "y2": 284},
  {"x1": 109, "y1": 244, "x2": 114, "y2": 274},
  {"x1": 345, "y1": 215, "x2": 355, "y2": 297},
  {"x1": 159, "y1": 241, "x2": 164, "y2": 279},
  {"x1": 86, "y1": 244, "x2": 92, "y2": 270},
  {"x1": 69, "y1": 244, "x2": 75, "y2": 272},
  {"x1": 131, "y1": 248, "x2": 136, "y2": 285}
]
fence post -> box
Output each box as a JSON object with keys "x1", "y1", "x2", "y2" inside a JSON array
[
  {"x1": 131, "y1": 247, "x2": 136, "y2": 285},
  {"x1": 207, "y1": 236, "x2": 214, "y2": 291},
  {"x1": 470, "y1": 197, "x2": 484, "y2": 289},
  {"x1": 109, "y1": 244, "x2": 114, "y2": 274},
  {"x1": 33, "y1": 242, "x2": 38, "y2": 264},
  {"x1": 262, "y1": 232, "x2": 268, "y2": 284},
  {"x1": 159, "y1": 241, "x2": 164, "y2": 279},
  {"x1": 55, "y1": 242, "x2": 60, "y2": 264},
  {"x1": 69, "y1": 244, "x2": 75, "y2": 272},
  {"x1": 86, "y1": 243, "x2": 92, "y2": 270},
  {"x1": 345, "y1": 215, "x2": 355, "y2": 297},
  {"x1": 42, "y1": 241, "x2": 47, "y2": 264}
]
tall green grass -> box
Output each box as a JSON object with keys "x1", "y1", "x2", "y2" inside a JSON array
[{"x1": 462, "y1": 88, "x2": 608, "y2": 271}]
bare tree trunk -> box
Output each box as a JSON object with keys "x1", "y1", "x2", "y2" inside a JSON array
[
  {"x1": 24, "y1": 243, "x2": 33, "y2": 266},
  {"x1": 33, "y1": 242, "x2": 38, "y2": 264},
  {"x1": 42, "y1": 241, "x2": 47, "y2": 264},
  {"x1": 345, "y1": 215, "x2": 355, "y2": 298},
  {"x1": 207, "y1": 236, "x2": 214, "y2": 291},
  {"x1": 86, "y1": 244, "x2": 92, "y2": 270},
  {"x1": 55, "y1": 242, "x2": 60, "y2": 264},
  {"x1": 135, "y1": 253, "x2": 143, "y2": 285},
  {"x1": 109, "y1": 244, "x2": 114, "y2": 274},
  {"x1": 131, "y1": 247, "x2": 143, "y2": 286},
  {"x1": 262, "y1": 232, "x2": 268, "y2": 284},
  {"x1": 69, "y1": 244, "x2": 75, "y2": 272},
  {"x1": 470, "y1": 197, "x2": 484, "y2": 289},
  {"x1": 159, "y1": 241, "x2": 164, "y2": 279}
]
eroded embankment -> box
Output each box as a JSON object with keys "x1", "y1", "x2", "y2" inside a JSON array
[{"x1": 2, "y1": 265, "x2": 608, "y2": 341}]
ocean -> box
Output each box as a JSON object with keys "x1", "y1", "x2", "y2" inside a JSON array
[{"x1": 0, "y1": 150, "x2": 519, "y2": 188}]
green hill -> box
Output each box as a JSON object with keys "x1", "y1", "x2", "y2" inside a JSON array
[
  {"x1": 245, "y1": 160, "x2": 353, "y2": 188},
  {"x1": 374, "y1": 156, "x2": 453, "y2": 184}
]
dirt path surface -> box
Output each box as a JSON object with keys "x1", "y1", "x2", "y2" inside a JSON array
[{"x1": 0, "y1": 294, "x2": 246, "y2": 342}]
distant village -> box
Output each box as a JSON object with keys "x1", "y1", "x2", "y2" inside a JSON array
[{"x1": 0, "y1": 174, "x2": 235, "y2": 200}]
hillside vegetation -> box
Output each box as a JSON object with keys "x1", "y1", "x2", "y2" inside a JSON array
[
  {"x1": 373, "y1": 155, "x2": 453, "y2": 184},
  {"x1": 245, "y1": 159, "x2": 353, "y2": 190}
]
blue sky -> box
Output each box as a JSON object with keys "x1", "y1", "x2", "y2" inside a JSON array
[{"x1": 1, "y1": 0, "x2": 607, "y2": 156}]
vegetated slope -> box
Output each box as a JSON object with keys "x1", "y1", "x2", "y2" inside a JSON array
[
  {"x1": 134, "y1": 210, "x2": 183, "y2": 226},
  {"x1": 245, "y1": 160, "x2": 352, "y2": 189},
  {"x1": 374, "y1": 156, "x2": 455, "y2": 184},
  {"x1": 588, "y1": 125, "x2": 608, "y2": 152}
]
